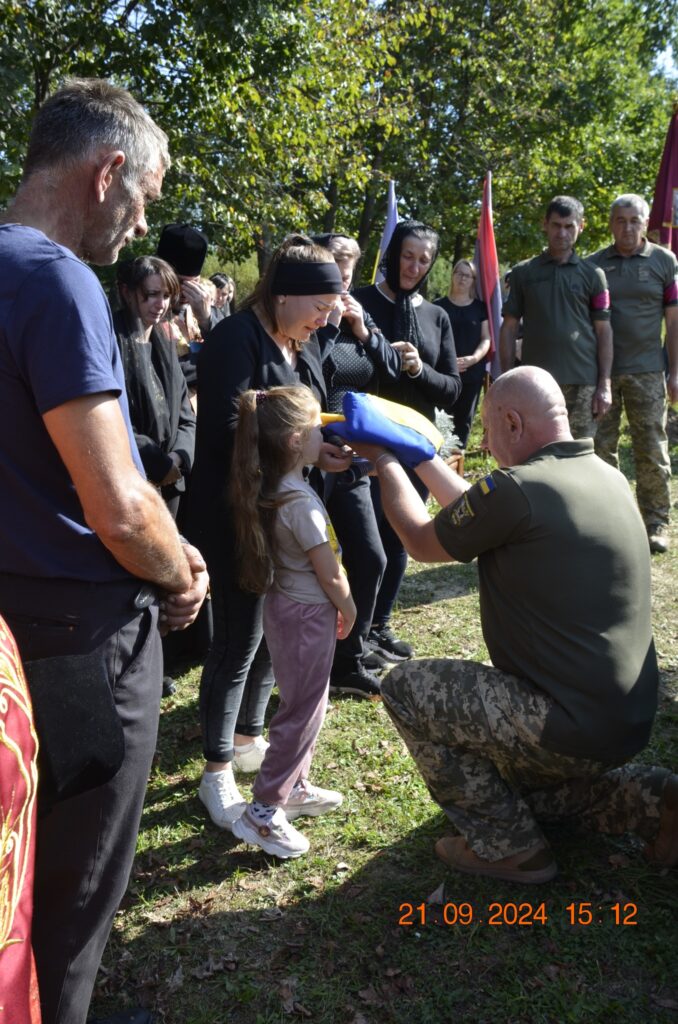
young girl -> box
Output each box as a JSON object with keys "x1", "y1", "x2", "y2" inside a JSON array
[{"x1": 230, "y1": 385, "x2": 356, "y2": 858}]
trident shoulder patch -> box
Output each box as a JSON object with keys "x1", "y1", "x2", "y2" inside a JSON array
[{"x1": 448, "y1": 492, "x2": 476, "y2": 527}]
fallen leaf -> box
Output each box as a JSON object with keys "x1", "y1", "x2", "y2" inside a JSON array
[
  {"x1": 358, "y1": 984, "x2": 381, "y2": 1005},
  {"x1": 651, "y1": 993, "x2": 678, "y2": 1009},
  {"x1": 279, "y1": 976, "x2": 298, "y2": 1013},
  {"x1": 167, "y1": 964, "x2": 184, "y2": 991},
  {"x1": 426, "y1": 882, "x2": 446, "y2": 906},
  {"x1": 375, "y1": 944, "x2": 385, "y2": 958},
  {"x1": 262, "y1": 906, "x2": 284, "y2": 921},
  {"x1": 335, "y1": 862, "x2": 350, "y2": 872},
  {"x1": 384, "y1": 967, "x2": 402, "y2": 978}
]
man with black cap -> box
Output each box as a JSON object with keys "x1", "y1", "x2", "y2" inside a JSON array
[{"x1": 157, "y1": 222, "x2": 222, "y2": 340}]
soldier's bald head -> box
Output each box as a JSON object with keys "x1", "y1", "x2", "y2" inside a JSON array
[
  {"x1": 487, "y1": 367, "x2": 568, "y2": 424},
  {"x1": 483, "y1": 367, "x2": 572, "y2": 466}
]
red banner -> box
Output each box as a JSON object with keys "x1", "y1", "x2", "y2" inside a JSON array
[
  {"x1": 0, "y1": 616, "x2": 41, "y2": 1022},
  {"x1": 474, "y1": 172, "x2": 502, "y2": 377},
  {"x1": 648, "y1": 108, "x2": 678, "y2": 258}
]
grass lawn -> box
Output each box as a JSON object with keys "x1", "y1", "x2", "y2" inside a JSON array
[{"x1": 91, "y1": 407, "x2": 678, "y2": 1024}]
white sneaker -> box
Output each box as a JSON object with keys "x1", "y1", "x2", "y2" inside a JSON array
[
  {"x1": 198, "y1": 770, "x2": 247, "y2": 830},
  {"x1": 233, "y1": 735, "x2": 270, "y2": 773},
  {"x1": 231, "y1": 806, "x2": 310, "y2": 858},
  {"x1": 283, "y1": 781, "x2": 344, "y2": 821}
]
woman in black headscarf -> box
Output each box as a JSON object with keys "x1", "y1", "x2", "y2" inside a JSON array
[{"x1": 353, "y1": 220, "x2": 461, "y2": 661}]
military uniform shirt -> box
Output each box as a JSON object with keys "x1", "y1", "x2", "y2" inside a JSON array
[
  {"x1": 586, "y1": 240, "x2": 678, "y2": 375},
  {"x1": 502, "y1": 251, "x2": 610, "y2": 386},
  {"x1": 433, "y1": 440, "x2": 658, "y2": 762}
]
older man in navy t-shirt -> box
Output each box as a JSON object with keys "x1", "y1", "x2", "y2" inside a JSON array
[{"x1": 0, "y1": 81, "x2": 207, "y2": 1024}]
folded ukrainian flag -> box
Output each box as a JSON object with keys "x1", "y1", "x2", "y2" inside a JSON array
[{"x1": 322, "y1": 393, "x2": 443, "y2": 467}]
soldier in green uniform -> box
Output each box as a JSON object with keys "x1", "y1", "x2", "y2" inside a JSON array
[
  {"x1": 587, "y1": 194, "x2": 678, "y2": 554},
  {"x1": 500, "y1": 196, "x2": 613, "y2": 439},
  {"x1": 359, "y1": 366, "x2": 676, "y2": 883}
]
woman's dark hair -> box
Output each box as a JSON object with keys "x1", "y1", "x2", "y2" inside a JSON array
[
  {"x1": 117, "y1": 256, "x2": 181, "y2": 319},
  {"x1": 210, "y1": 273, "x2": 228, "y2": 289},
  {"x1": 382, "y1": 220, "x2": 440, "y2": 295},
  {"x1": 244, "y1": 233, "x2": 336, "y2": 350},
  {"x1": 380, "y1": 220, "x2": 440, "y2": 349}
]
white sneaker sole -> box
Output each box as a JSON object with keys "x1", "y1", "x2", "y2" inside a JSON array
[
  {"x1": 231, "y1": 815, "x2": 309, "y2": 858},
  {"x1": 198, "y1": 788, "x2": 246, "y2": 832},
  {"x1": 284, "y1": 794, "x2": 344, "y2": 821}
]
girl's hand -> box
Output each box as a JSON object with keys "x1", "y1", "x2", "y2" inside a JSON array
[
  {"x1": 337, "y1": 598, "x2": 357, "y2": 639},
  {"x1": 317, "y1": 441, "x2": 353, "y2": 473}
]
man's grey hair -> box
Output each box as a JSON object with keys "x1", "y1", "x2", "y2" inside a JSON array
[
  {"x1": 609, "y1": 194, "x2": 649, "y2": 220},
  {"x1": 22, "y1": 78, "x2": 169, "y2": 192}
]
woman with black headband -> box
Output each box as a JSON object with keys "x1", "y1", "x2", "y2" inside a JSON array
[
  {"x1": 185, "y1": 235, "x2": 350, "y2": 832},
  {"x1": 353, "y1": 220, "x2": 461, "y2": 662}
]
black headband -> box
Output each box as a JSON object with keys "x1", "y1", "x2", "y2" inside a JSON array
[{"x1": 271, "y1": 260, "x2": 343, "y2": 295}]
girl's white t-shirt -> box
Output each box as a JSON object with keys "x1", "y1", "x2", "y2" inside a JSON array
[{"x1": 270, "y1": 474, "x2": 342, "y2": 604}]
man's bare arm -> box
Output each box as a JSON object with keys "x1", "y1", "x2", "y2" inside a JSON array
[
  {"x1": 499, "y1": 316, "x2": 519, "y2": 373},
  {"x1": 414, "y1": 453, "x2": 471, "y2": 508},
  {"x1": 43, "y1": 393, "x2": 192, "y2": 592},
  {"x1": 374, "y1": 453, "x2": 453, "y2": 563},
  {"x1": 592, "y1": 320, "x2": 613, "y2": 418},
  {"x1": 665, "y1": 305, "x2": 678, "y2": 405}
]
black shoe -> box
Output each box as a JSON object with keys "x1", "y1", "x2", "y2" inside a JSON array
[
  {"x1": 162, "y1": 676, "x2": 177, "y2": 698},
  {"x1": 367, "y1": 625, "x2": 413, "y2": 661},
  {"x1": 362, "y1": 648, "x2": 389, "y2": 672},
  {"x1": 329, "y1": 665, "x2": 382, "y2": 699},
  {"x1": 647, "y1": 523, "x2": 670, "y2": 554},
  {"x1": 88, "y1": 1009, "x2": 153, "y2": 1024}
]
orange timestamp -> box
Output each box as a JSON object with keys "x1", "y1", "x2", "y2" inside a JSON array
[{"x1": 398, "y1": 900, "x2": 638, "y2": 927}]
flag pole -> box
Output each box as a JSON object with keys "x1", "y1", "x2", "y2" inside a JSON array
[{"x1": 371, "y1": 180, "x2": 398, "y2": 284}]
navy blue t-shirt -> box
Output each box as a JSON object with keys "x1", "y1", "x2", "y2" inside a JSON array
[{"x1": 0, "y1": 225, "x2": 144, "y2": 581}]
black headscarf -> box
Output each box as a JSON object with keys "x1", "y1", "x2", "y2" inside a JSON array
[{"x1": 381, "y1": 220, "x2": 440, "y2": 349}]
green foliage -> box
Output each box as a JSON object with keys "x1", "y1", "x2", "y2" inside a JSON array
[{"x1": 1, "y1": 0, "x2": 677, "y2": 270}]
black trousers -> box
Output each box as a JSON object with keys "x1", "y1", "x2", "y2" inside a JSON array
[
  {"x1": 1, "y1": 578, "x2": 162, "y2": 1024},
  {"x1": 370, "y1": 469, "x2": 429, "y2": 627},
  {"x1": 326, "y1": 475, "x2": 386, "y2": 675},
  {"x1": 449, "y1": 375, "x2": 484, "y2": 449},
  {"x1": 199, "y1": 558, "x2": 274, "y2": 763}
]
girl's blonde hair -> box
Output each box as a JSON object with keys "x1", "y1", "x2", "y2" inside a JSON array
[{"x1": 231, "y1": 385, "x2": 321, "y2": 593}]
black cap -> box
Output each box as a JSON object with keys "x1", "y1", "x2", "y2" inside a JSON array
[{"x1": 157, "y1": 223, "x2": 208, "y2": 276}]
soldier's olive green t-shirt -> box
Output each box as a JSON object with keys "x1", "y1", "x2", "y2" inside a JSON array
[
  {"x1": 433, "y1": 441, "x2": 658, "y2": 762},
  {"x1": 586, "y1": 240, "x2": 678, "y2": 375},
  {"x1": 503, "y1": 251, "x2": 610, "y2": 386}
]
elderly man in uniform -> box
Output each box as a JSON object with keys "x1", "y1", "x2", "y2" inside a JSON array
[
  {"x1": 360, "y1": 367, "x2": 676, "y2": 883},
  {"x1": 499, "y1": 196, "x2": 613, "y2": 439},
  {"x1": 0, "y1": 80, "x2": 208, "y2": 1024},
  {"x1": 587, "y1": 194, "x2": 678, "y2": 554}
]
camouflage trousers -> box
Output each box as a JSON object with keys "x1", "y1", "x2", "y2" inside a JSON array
[
  {"x1": 594, "y1": 371, "x2": 670, "y2": 528},
  {"x1": 561, "y1": 383, "x2": 598, "y2": 439},
  {"x1": 382, "y1": 658, "x2": 669, "y2": 861}
]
